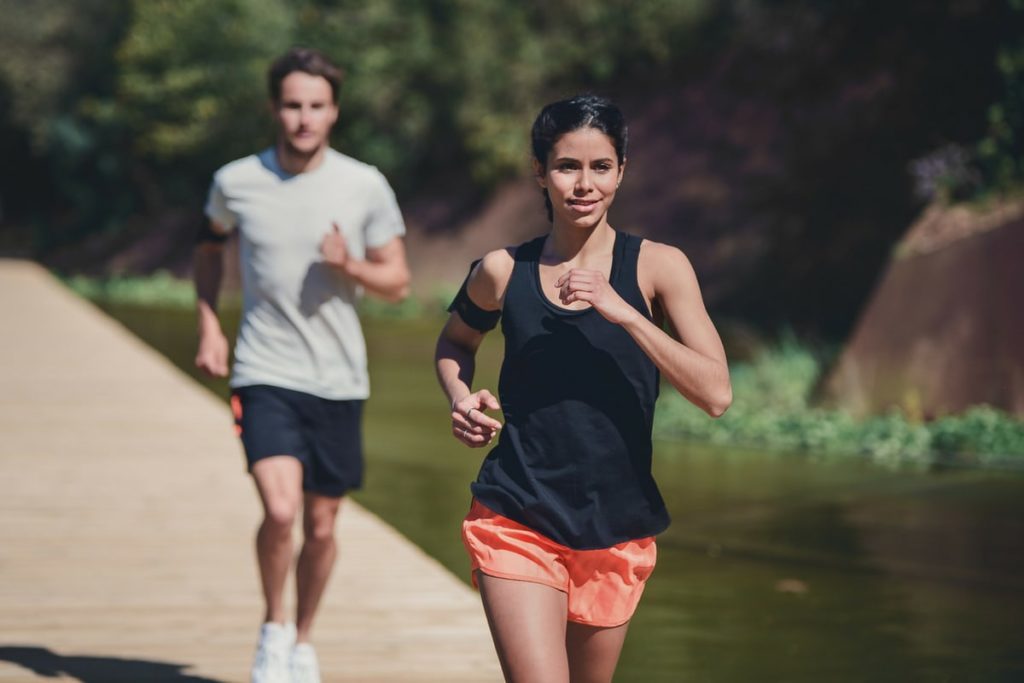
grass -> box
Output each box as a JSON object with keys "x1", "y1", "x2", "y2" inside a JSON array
[
  {"x1": 61, "y1": 271, "x2": 458, "y2": 320},
  {"x1": 63, "y1": 271, "x2": 205, "y2": 308},
  {"x1": 654, "y1": 336, "x2": 1024, "y2": 468}
]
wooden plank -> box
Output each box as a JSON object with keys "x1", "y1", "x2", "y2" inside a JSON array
[{"x1": 0, "y1": 260, "x2": 501, "y2": 682}]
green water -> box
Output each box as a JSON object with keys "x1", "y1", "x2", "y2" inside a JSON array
[{"x1": 101, "y1": 303, "x2": 1024, "y2": 682}]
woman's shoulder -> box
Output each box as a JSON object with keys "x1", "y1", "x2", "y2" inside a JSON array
[
  {"x1": 469, "y1": 234, "x2": 548, "y2": 307},
  {"x1": 475, "y1": 246, "x2": 515, "y2": 281},
  {"x1": 466, "y1": 247, "x2": 517, "y2": 310},
  {"x1": 637, "y1": 237, "x2": 694, "y2": 271},
  {"x1": 635, "y1": 237, "x2": 700, "y2": 299},
  {"x1": 475, "y1": 233, "x2": 546, "y2": 280}
]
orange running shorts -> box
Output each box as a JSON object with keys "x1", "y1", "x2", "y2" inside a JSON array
[{"x1": 461, "y1": 499, "x2": 657, "y2": 627}]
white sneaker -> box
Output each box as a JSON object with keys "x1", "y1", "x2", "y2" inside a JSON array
[
  {"x1": 251, "y1": 622, "x2": 295, "y2": 683},
  {"x1": 290, "y1": 642, "x2": 322, "y2": 683}
]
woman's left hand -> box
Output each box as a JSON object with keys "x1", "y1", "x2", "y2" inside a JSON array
[
  {"x1": 451, "y1": 389, "x2": 503, "y2": 448},
  {"x1": 555, "y1": 269, "x2": 638, "y2": 325}
]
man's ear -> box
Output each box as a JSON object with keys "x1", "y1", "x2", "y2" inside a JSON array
[{"x1": 532, "y1": 159, "x2": 546, "y2": 188}]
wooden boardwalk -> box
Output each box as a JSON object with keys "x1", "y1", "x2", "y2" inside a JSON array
[{"x1": 0, "y1": 261, "x2": 501, "y2": 682}]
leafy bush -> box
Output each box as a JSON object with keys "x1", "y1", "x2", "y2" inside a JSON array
[
  {"x1": 64, "y1": 271, "x2": 198, "y2": 308},
  {"x1": 1, "y1": 0, "x2": 718, "y2": 248},
  {"x1": 929, "y1": 406, "x2": 1024, "y2": 465},
  {"x1": 62, "y1": 271, "x2": 451, "y2": 321},
  {"x1": 654, "y1": 339, "x2": 1024, "y2": 467},
  {"x1": 977, "y1": 0, "x2": 1024, "y2": 193}
]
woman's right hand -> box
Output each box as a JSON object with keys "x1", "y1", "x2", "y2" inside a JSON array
[{"x1": 451, "y1": 390, "x2": 503, "y2": 447}]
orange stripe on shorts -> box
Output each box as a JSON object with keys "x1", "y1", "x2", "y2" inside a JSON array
[{"x1": 230, "y1": 393, "x2": 243, "y2": 436}]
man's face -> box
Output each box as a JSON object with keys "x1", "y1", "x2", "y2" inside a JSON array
[{"x1": 273, "y1": 72, "x2": 338, "y2": 157}]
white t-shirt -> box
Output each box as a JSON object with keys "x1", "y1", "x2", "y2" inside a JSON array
[{"x1": 205, "y1": 147, "x2": 406, "y2": 400}]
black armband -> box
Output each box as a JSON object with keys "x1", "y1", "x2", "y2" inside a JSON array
[
  {"x1": 195, "y1": 221, "x2": 229, "y2": 245},
  {"x1": 448, "y1": 260, "x2": 501, "y2": 332}
]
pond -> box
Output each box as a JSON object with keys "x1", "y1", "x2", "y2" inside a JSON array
[{"x1": 100, "y1": 302, "x2": 1024, "y2": 682}]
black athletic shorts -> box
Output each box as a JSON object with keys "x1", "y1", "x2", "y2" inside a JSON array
[{"x1": 230, "y1": 385, "x2": 364, "y2": 497}]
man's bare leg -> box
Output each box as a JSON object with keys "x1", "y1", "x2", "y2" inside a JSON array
[
  {"x1": 251, "y1": 456, "x2": 304, "y2": 624},
  {"x1": 295, "y1": 494, "x2": 342, "y2": 642}
]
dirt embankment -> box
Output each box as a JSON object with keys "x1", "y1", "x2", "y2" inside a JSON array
[{"x1": 825, "y1": 199, "x2": 1024, "y2": 418}]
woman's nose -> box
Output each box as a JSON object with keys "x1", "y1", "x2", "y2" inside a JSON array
[{"x1": 575, "y1": 170, "x2": 593, "y2": 193}]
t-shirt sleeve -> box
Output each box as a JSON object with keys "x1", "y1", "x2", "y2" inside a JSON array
[
  {"x1": 363, "y1": 170, "x2": 407, "y2": 249},
  {"x1": 204, "y1": 171, "x2": 239, "y2": 232}
]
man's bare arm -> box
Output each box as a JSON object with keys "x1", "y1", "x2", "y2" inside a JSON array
[{"x1": 194, "y1": 221, "x2": 230, "y2": 377}]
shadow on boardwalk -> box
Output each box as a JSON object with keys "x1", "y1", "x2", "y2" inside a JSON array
[{"x1": 0, "y1": 646, "x2": 225, "y2": 682}]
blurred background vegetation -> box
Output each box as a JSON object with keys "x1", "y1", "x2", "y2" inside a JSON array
[
  {"x1": 2, "y1": 1, "x2": 1021, "y2": 288},
  {"x1": 4, "y1": 0, "x2": 1024, "y2": 462},
  {"x1": 0, "y1": 0, "x2": 712, "y2": 253}
]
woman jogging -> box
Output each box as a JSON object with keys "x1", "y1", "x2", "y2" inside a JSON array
[{"x1": 435, "y1": 94, "x2": 732, "y2": 683}]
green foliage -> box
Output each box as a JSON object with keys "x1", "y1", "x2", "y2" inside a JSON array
[
  {"x1": 115, "y1": 0, "x2": 293, "y2": 161},
  {"x1": 0, "y1": 0, "x2": 134, "y2": 245},
  {"x1": 6, "y1": 0, "x2": 1023, "y2": 310},
  {"x1": 654, "y1": 340, "x2": 1024, "y2": 468},
  {"x1": 63, "y1": 271, "x2": 200, "y2": 308},
  {"x1": 929, "y1": 406, "x2": 1024, "y2": 465},
  {"x1": 358, "y1": 295, "x2": 425, "y2": 320},
  {"x1": 976, "y1": 1, "x2": 1024, "y2": 192},
  {"x1": 0, "y1": 0, "x2": 123, "y2": 148},
  {"x1": 62, "y1": 271, "x2": 451, "y2": 321},
  {"x1": 0, "y1": 0, "x2": 716, "y2": 248},
  {"x1": 287, "y1": 0, "x2": 712, "y2": 184},
  {"x1": 727, "y1": 333, "x2": 821, "y2": 413}
]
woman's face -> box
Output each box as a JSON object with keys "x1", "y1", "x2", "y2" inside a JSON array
[{"x1": 536, "y1": 127, "x2": 625, "y2": 229}]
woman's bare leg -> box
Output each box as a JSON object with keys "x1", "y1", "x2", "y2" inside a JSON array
[
  {"x1": 565, "y1": 620, "x2": 630, "y2": 683},
  {"x1": 477, "y1": 571, "x2": 571, "y2": 683}
]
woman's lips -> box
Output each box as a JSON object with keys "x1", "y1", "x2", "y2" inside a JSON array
[{"x1": 567, "y1": 199, "x2": 599, "y2": 213}]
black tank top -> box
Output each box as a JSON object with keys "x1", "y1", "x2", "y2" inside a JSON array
[{"x1": 471, "y1": 230, "x2": 670, "y2": 549}]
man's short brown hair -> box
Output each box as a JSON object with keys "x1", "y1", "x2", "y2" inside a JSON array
[{"x1": 268, "y1": 47, "x2": 344, "y2": 103}]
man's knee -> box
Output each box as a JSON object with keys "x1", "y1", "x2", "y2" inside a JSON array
[
  {"x1": 303, "y1": 498, "x2": 341, "y2": 542},
  {"x1": 263, "y1": 498, "x2": 300, "y2": 530},
  {"x1": 304, "y1": 521, "x2": 336, "y2": 544}
]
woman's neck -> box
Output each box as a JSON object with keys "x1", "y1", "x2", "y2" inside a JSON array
[{"x1": 545, "y1": 222, "x2": 616, "y2": 265}]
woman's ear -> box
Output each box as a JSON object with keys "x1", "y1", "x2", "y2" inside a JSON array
[
  {"x1": 617, "y1": 158, "x2": 627, "y2": 188},
  {"x1": 532, "y1": 159, "x2": 546, "y2": 188}
]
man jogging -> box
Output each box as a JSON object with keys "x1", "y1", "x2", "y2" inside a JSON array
[{"x1": 194, "y1": 47, "x2": 410, "y2": 683}]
